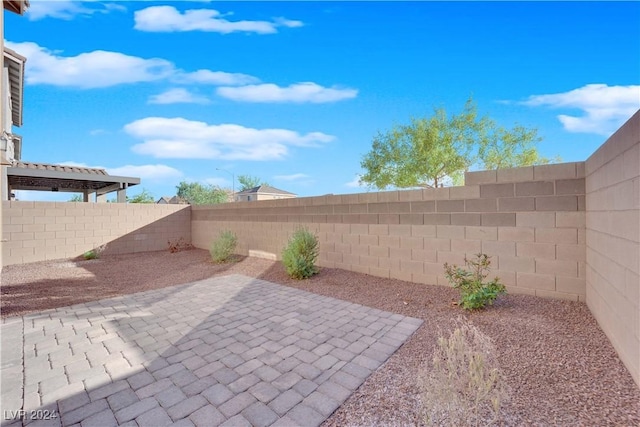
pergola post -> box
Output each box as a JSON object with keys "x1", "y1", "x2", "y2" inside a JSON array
[
  {"x1": 83, "y1": 189, "x2": 90, "y2": 202},
  {"x1": 117, "y1": 183, "x2": 127, "y2": 203}
]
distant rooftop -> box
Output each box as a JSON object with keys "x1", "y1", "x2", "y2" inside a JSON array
[{"x1": 235, "y1": 185, "x2": 296, "y2": 196}]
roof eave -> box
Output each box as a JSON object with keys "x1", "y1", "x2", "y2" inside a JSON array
[
  {"x1": 4, "y1": 48, "x2": 26, "y2": 127},
  {"x1": 4, "y1": 0, "x2": 30, "y2": 15}
]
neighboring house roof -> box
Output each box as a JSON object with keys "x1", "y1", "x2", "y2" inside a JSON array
[
  {"x1": 235, "y1": 185, "x2": 296, "y2": 196},
  {"x1": 4, "y1": 47, "x2": 26, "y2": 127},
  {"x1": 7, "y1": 161, "x2": 140, "y2": 194},
  {"x1": 157, "y1": 195, "x2": 188, "y2": 204},
  {"x1": 4, "y1": 0, "x2": 29, "y2": 15}
]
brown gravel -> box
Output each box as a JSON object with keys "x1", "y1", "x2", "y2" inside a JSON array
[{"x1": 2, "y1": 249, "x2": 639, "y2": 425}]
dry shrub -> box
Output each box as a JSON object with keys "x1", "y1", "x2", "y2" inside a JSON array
[{"x1": 420, "y1": 317, "x2": 509, "y2": 426}]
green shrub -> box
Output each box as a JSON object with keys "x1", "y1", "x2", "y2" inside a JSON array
[
  {"x1": 210, "y1": 230, "x2": 237, "y2": 263},
  {"x1": 444, "y1": 253, "x2": 506, "y2": 310},
  {"x1": 83, "y1": 250, "x2": 98, "y2": 260},
  {"x1": 282, "y1": 227, "x2": 319, "y2": 279},
  {"x1": 419, "y1": 317, "x2": 509, "y2": 426}
]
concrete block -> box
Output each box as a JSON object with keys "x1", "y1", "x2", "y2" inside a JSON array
[
  {"x1": 481, "y1": 213, "x2": 515, "y2": 227},
  {"x1": 399, "y1": 213, "x2": 424, "y2": 225},
  {"x1": 535, "y1": 289, "x2": 579, "y2": 301},
  {"x1": 497, "y1": 166, "x2": 534, "y2": 183},
  {"x1": 535, "y1": 228, "x2": 578, "y2": 244},
  {"x1": 465, "y1": 198, "x2": 497, "y2": 212},
  {"x1": 557, "y1": 244, "x2": 586, "y2": 262},
  {"x1": 450, "y1": 213, "x2": 481, "y2": 226},
  {"x1": 516, "y1": 272, "x2": 556, "y2": 291},
  {"x1": 411, "y1": 224, "x2": 436, "y2": 237},
  {"x1": 516, "y1": 212, "x2": 556, "y2": 228},
  {"x1": 389, "y1": 224, "x2": 411, "y2": 236},
  {"x1": 378, "y1": 214, "x2": 400, "y2": 224},
  {"x1": 398, "y1": 189, "x2": 424, "y2": 202},
  {"x1": 480, "y1": 183, "x2": 514, "y2": 198},
  {"x1": 436, "y1": 225, "x2": 465, "y2": 239},
  {"x1": 556, "y1": 178, "x2": 586, "y2": 195},
  {"x1": 556, "y1": 277, "x2": 586, "y2": 295},
  {"x1": 465, "y1": 170, "x2": 497, "y2": 185},
  {"x1": 556, "y1": 211, "x2": 586, "y2": 228},
  {"x1": 498, "y1": 227, "x2": 535, "y2": 242},
  {"x1": 498, "y1": 197, "x2": 535, "y2": 211},
  {"x1": 451, "y1": 239, "x2": 481, "y2": 254},
  {"x1": 423, "y1": 214, "x2": 451, "y2": 225},
  {"x1": 436, "y1": 200, "x2": 465, "y2": 212},
  {"x1": 515, "y1": 181, "x2": 555, "y2": 197},
  {"x1": 465, "y1": 226, "x2": 498, "y2": 241},
  {"x1": 517, "y1": 242, "x2": 556, "y2": 259},
  {"x1": 535, "y1": 196, "x2": 578, "y2": 211},
  {"x1": 536, "y1": 259, "x2": 578, "y2": 277},
  {"x1": 481, "y1": 240, "x2": 516, "y2": 257},
  {"x1": 497, "y1": 255, "x2": 535, "y2": 273},
  {"x1": 410, "y1": 201, "x2": 435, "y2": 213},
  {"x1": 449, "y1": 185, "x2": 480, "y2": 199},
  {"x1": 534, "y1": 163, "x2": 578, "y2": 181},
  {"x1": 411, "y1": 248, "x2": 437, "y2": 262},
  {"x1": 422, "y1": 188, "x2": 450, "y2": 200}
]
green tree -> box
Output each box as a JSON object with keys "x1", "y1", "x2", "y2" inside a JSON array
[
  {"x1": 360, "y1": 99, "x2": 555, "y2": 189},
  {"x1": 176, "y1": 181, "x2": 228, "y2": 205},
  {"x1": 68, "y1": 194, "x2": 83, "y2": 202},
  {"x1": 127, "y1": 189, "x2": 155, "y2": 204},
  {"x1": 237, "y1": 175, "x2": 270, "y2": 191}
]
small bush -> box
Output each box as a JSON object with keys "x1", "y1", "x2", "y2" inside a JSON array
[
  {"x1": 168, "y1": 237, "x2": 193, "y2": 253},
  {"x1": 210, "y1": 230, "x2": 237, "y2": 263},
  {"x1": 419, "y1": 317, "x2": 509, "y2": 426},
  {"x1": 82, "y1": 244, "x2": 106, "y2": 260},
  {"x1": 444, "y1": 253, "x2": 506, "y2": 310},
  {"x1": 282, "y1": 227, "x2": 319, "y2": 279}
]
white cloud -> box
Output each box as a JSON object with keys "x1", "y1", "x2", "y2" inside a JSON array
[
  {"x1": 134, "y1": 6, "x2": 303, "y2": 34},
  {"x1": 58, "y1": 161, "x2": 182, "y2": 181},
  {"x1": 217, "y1": 82, "x2": 358, "y2": 103},
  {"x1": 124, "y1": 117, "x2": 334, "y2": 161},
  {"x1": 26, "y1": 1, "x2": 125, "y2": 21},
  {"x1": 6, "y1": 41, "x2": 174, "y2": 89},
  {"x1": 522, "y1": 84, "x2": 640, "y2": 136},
  {"x1": 274, "y1": 173, "x2": 309, "y2": 181},
  {"x1": 345, "y1": 176, "x2": 363, "y2": 188},
  {"x1": 107, "y1": 165, "x2": 183, "y2": 181},
  {"x1": 89, "y1": 129, "x2": 107, "y2": 136},
  {"x1": 148, "y1": 88, "x2": 210, "y2": 105},
  {"x1": 175, "y1": 70, "x2": 260, "y2": 86}
]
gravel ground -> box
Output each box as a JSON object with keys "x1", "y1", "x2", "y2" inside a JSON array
[{"x1": 2, "y1": 249, "x2": 639, "y2": 426}]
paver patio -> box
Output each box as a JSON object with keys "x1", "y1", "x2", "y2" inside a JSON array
[{"x1": 1, "y1": 274, "x2": 422, "y2": 427}]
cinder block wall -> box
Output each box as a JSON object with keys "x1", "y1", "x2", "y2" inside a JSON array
[
  {"x1": 192, "y1": 161, "x2": 586, "y2": 301},
  {"x1": 1, "y1": 202, "x2": 191, "y2": 266},
  {"x1": 585, "y1": 110, "x2": 640, "y2": 386}
]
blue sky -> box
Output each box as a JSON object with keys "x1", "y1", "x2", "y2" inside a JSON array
[{"x1": 5, "y1": 1, "x2": 640, "y2": 201}]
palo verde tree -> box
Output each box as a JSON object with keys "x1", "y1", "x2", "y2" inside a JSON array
[
  {"x1": 127, "y1": 188, "x2": 155, "y2": 204},
  {"x1": 360, "y1": 98, "x2": 555, "y2": 189},
  {"x1": 237, "y1": 175, "x2": 270, "y2": 191},
  {"x1": 176, "y1": 181, "x2": 229, "y2": 205}
]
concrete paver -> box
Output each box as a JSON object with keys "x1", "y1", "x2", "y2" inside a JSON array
[{"x1": 1, "y1": 274, "x2": 422, "y2": 426}]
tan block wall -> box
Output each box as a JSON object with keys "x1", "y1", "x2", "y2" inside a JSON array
[
  {"x1": 192, "y1": 161, "x2": 586, "y2": 301},
  {"x1": 585, "y1": 110, "x2": 640, "y2": 387},
  {"x1": 2, "y1": 201, "x2": 191, "y2": 266}
]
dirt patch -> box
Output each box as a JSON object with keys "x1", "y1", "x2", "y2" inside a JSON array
[{"x1": 2, "y1": 249, "x2": 638, "y2": 425}]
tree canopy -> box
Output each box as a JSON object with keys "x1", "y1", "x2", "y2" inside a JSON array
[
  {"x1": 237, "y1": 175, "x2": 270, "y2": 191},
  {"x1": 176, "y1": 181, "x2": 229, "y2": 205},
  {"x1": 127, "y1": 189, "x2": 155, "y2": 204},
  {"x1": 360, "y1": 99, "x2": 556, "y2": 189}
]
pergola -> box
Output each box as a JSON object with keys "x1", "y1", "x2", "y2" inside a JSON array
[{"x1": 7, "y1": 161, "x2": 140, "y2": 202}]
